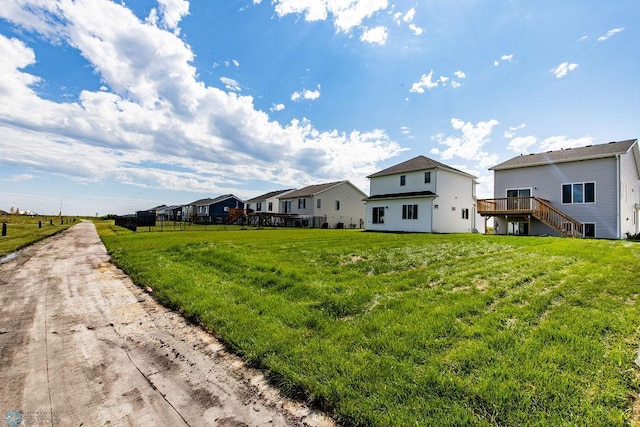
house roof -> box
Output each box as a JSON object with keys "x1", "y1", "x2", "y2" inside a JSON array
[
  {"x1": 367, "y1": 155, "x2": 476, "y2": 179},
  {"x1": 187, "y1": 194, "x2": 242, "y2": 206},
  {"x1": 279, "y1": 181, "x2": 346, "y2": 199},
  {"x1": 490, "y1": 139, "x2": 639, "y2": 172},
  {"x1": 364, "y1": 190, "x2": 437, "y2": 201},
  {"x1": 245, "y1": 189, "x2": 296, "y2": 203},
  {"x1": 148, "y1": 204, "x2": 168, "y2": 211}
]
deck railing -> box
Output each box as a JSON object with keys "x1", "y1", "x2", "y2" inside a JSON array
[{"x1": 478, "y1": 197, "x2": 584, "y2": 237}]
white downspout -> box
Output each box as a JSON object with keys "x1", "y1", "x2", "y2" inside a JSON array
[
  {"x1": 616, "y1": 154, "x2": 621, "y2": 239},
  {"x1": 432, "y1": 169, "x2": 438, "y2": 232}
]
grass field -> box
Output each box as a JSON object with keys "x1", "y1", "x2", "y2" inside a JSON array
[
  {"x1": 0, "y1": 215, "x2": 75, "y2": 257},
  {"x1": 97, "y1": 223, "x2": 640, "y2": 426}
]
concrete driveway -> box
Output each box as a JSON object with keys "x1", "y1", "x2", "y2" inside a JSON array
[{"x1": 0, "y1": 221, "x2": 332, "y2": 426}]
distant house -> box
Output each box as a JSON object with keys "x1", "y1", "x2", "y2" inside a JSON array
[
  {"x1": 245, "y1": 189, "x2": 296, "y2": 214},
  {"x1": 156, "y1": 205, "x2": 183, "y2": 222},
  {"x1": 364, "y1": 155, "x2": 483, "y2": 233},
  {"x1": 183, "y1": 194, "x2": 244, "y2": 224},
  {"x1": 278, "y1": 181, "x2": 367, "y2": 228},
  {"x1": 479, "y1": 139, "x2": 640, "y2": 239}
]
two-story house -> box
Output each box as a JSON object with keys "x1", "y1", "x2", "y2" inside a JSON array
[
  {"x1": 364, "y1": 155, "x2": 483, "y2": 233},
  {"x1": 278, "y1": 181, "x2": 367, "y2": 228},
  {"x1": 478, "y1": 139, "x2": 640, "y2": 239},
  {"x1": 245, "y1": 189, "x2": 296, "y2": 214},
  {"x1": 183, "y1": 194, "x2": 244, "y2": 224}
]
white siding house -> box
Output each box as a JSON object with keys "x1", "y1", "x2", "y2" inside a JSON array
[
  {"x1": 245, "y1": 189, "x2": 296, "y2": 213},
  {"x1": 480, "y1": 139, "x2": 640, "y2": 239},
  {"x1": 278, "y1": 181, "x2": 367, "y2": 228},
  {"x1": 365, "y1": 156, "x2": 483, "y2": 233}
]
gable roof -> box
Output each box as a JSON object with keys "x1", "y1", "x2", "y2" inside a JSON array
[
  {"x1": 245, "y1": 189, "x2": 296, "y2": 203},
  {"x1": 187, "y1": 194, "x2": 242, "y2": 206},
  {"x1": 367, "y1": 155, "x2": 476, "y2": 179},
  {"x1": 280, "y1": 181, "x2": 367, "y2": 199},
  {"x1": 491, "y1": 139, "x2": 639, "y2": 172}
]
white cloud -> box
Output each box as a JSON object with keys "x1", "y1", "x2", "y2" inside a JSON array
[
  {"x1": 451, "y1": 81, "x2": 461, "y2": 88},
  {"x1": 408, "y1": 23, "x2": 424, "y2": 36},
  {"x1": 270, "y1": 103, "x2": 285, "y2": 112},
  {"x1": 503, "y1": 123, "x2": 526, "y2": 139},
  {"x1": 3, "y1": 173, "x2": 35, "y2": 182},
  {"x1": 220, "y1": 77, "x2": 241, "y2": 92},
  {"x1": 439, "y1": 76, "x2": 449, "y2": 85},
  {"x1": 539, "y1": 136, "x2": 595, "y2": 151},
  {"x1": 157, "y1": 0, "x2": 189, "y2": 33},
  {"x1": 431, "y1": 118, "x2": 500, "y2": 165},
  {"x1": 577, "y1": 35, "x2": 588, "y2": 42},
  {"x1": 453, "y1": 70, "x2": 466, "y2": 79},
  {"x1": 361, "y1": 26, "x2": 388, "y2": 45},
  {"x1": 598, "y1": 27, "x2": 624, "y2": 42},
  {"x1": 403, "y1": 8, "x2": 415, "y2": 22},
  {"x1": 272, "y1": 0, "x2": 389, "y2": 34},
  {"x1": 410, "y1": 70, "x2": 439, "y2": 93},
  {"x1": 494, "y1": 54, "x2": 514, "y2": 66},
  {"x1": 291, "y1": 85, "x2": 321, "y2": 101},
  {"x1": 400, "y1": 126, "x2": 410, "y2": 135},
  {"x1": 507, "y1": 136, "x2": 537, "y2": 154},
  {"x1": 550, "y1": 61, "x2": 578, "y2": 78},
  {"x1": 232, "y1": 59, "x2": 240, "y2": 67},
  {"x1": 0, "y1": 2, "x2": 403, "y2": 196}
]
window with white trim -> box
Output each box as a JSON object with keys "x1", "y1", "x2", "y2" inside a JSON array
[
  {"x1": 316, "y1": 198, "x2": 321, "y2": 209},
  {"x1": 402, "y1": 204, "x2": 418, "y2": 220},
  {"x1": 400, "y1": 175, "x2": 406, "y2": 186},
  {"x1": 268, "y1": 202, "x2": 273, "y2": 211},
  {"x1": 562, "y1": 182, "x2": 595, "y2": 204},
  {"x1": 372, "y1": 207, "x2": 384, "y2": 224},
  {"x1": 584, "y1": 223, "x2": 596, "y2": 238},
  {"x1": 461, "y1": 208, "x2": 469, "y2": 219},
  {"x1": 298, "y1": 198, "x2": 306, "y2": 209},
  {"x1": 256, "y1": 202, "x2": 262, "y2": 212},
  {"x1": 424, "y1": 171, "x2": 431, "y2": 183}
]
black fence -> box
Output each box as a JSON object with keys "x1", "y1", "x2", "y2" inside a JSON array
[{"x1": 114, "y1": 210, "x2": 156, "y2": 232}]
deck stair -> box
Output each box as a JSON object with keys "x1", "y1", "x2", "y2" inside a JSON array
[{"x1": 478, "y1": 197, "x2": 584, "y2": 237}]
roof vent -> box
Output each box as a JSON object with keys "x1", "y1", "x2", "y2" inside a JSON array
[
  {"x1": 566, "y1": 147, "x2": 572, "y2": 150},
  {"x1": 529, "y1": 153, "x2": 535, "y2": 155}
]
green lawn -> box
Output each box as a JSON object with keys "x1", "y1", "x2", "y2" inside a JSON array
[
  {"x1": 97, "y1": 223, "x2": 640, "y2": 426},
  {"x1": 0, "y1": 215, "x2": 74, "y2": 257}
]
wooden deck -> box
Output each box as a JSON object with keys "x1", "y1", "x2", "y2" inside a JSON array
[{"x1": 478, "y1": 197, "x2": 584, "y2": 237}]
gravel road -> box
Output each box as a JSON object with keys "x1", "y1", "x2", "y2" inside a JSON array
[{"x1": 0, "y1": 221, "x2": 334, "y2": 426}]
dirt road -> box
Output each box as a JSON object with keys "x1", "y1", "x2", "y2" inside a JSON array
[{"x1": 0, "y1": 221, "x2": 334, "y2": 426}]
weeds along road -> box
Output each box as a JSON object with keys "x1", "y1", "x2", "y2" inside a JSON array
[{"x1": 0, "y1": 221, "x2": 333, "y2": 427}]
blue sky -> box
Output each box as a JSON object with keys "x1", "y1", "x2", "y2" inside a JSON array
[{"x1": 0, "y1": 0, "x2": 637, "y2": 216}]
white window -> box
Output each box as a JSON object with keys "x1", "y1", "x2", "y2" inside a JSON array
[
  {"x1": 317, "y1": 198, "x2": 321, "y2": 209},
  {"x1": 402, "y1": 204, "x2": 418, "y2": 219},
  {"x1": 584, "y1": 223, "x2": 596, "y2": 238},
  {"x1": 372, "y1": 207, "x2": 384, "y2": 224},
  {"x1": 298, "y1": 198, "x2": 306, "y2": 209},
  {"x1": 424, "y1": 171, "x2": 431, "y2": 183},
  {"x1": 268, "y1": 202, "x2": 273, "y2": 211},
  {"x1": 562, "y1": 182, "x2": 595, "y2": 204},
  {"x1": 256, "y1": 202, "x2": 262, "y2": 212},
  {"x1": 400, "y1": 175, "x2": 406, "y2": 186},
  {"x1": 461, "y1": 208, "x2": 469, "y2": 219},
  {"x1": 335, "y1": 200, "x2": 341, "y2": 210}
]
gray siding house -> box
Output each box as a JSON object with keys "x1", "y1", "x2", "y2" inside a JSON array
[{"x1": 479, "y1": 139, "x2": 640, "y2": 239}]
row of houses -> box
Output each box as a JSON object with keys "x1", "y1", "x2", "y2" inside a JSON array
[{"x1": 145, "y1": 138, "x2": 639, "y2": 239}]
